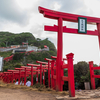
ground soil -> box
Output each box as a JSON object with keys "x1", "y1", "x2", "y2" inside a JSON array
[
  {"x1": 0, "y1": 88, "x2": 56, "y2": 100},
  {"x1": 0, "y1": 88, "x2": 100, "y2": 100}
]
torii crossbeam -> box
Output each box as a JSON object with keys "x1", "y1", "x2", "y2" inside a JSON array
[{"x1": 38, "y1": 6, "x2": 100, "y2": 91}]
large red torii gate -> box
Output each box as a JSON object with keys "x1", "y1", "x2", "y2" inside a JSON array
[{"x1": 38, "y1": 6, "x2": 100, "y2": 91}]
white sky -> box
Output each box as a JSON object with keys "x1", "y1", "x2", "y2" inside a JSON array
[{"x1": 0, "y1": 0, "x2": 100, "y2": 64}]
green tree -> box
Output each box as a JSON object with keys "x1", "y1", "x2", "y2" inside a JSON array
[
  {"x1": 0, "y1": 42, "x2": 6, "y2": 47},
  {"x1": 13, "y1": 53, "x2": 24, "y2": 61},
  {"x1": 74, "y1": 61, "x2": 100, "y2": 89}
]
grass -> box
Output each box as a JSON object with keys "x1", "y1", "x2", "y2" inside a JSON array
[
  {"x1": 0, "y1": 51, "x2": 12, "y2": 58},
  {"x1": 0, "y1": 81, "x2": 69, "y2": 96}
]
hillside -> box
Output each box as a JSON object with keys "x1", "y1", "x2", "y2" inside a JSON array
[
  {"x1": 0, "y1": 32, "x2": 56, "y2": 52},
  {"x1": 0, "y1": 32, "x2": 57, "y2": 71}
]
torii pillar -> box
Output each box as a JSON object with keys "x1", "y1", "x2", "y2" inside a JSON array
[
  {"x1": 56, "y1": 17, "x2": 63, "y2": 91},
  {"x1": 39, "y1": 7, "x2": 63, "y2": 91}
]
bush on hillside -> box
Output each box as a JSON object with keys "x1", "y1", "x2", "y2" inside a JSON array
[{"x1": 13, "y1": 53, "x2": 25, "y2": 61}]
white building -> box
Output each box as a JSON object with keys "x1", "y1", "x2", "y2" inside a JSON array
[{"x1": 26, "y1": 46, "x2": 38, "y2": 52}]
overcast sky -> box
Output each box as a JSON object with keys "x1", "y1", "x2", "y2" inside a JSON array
[{"x1": 0, "y1": 0, "x2": 100, "y2": 64}]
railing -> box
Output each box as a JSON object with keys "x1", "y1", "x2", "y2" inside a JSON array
[{"x1": 4, "y1": 55, "x2": 14, "y2": 62}]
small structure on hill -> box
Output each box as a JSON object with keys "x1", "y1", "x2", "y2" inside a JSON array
[
  {"x1": 11, "y1": 45, "x2": 20, "y2": 48},
  {"x1": 42, "y1": 45, "x2": 49, "y2": 51},
  {"x1": 22, "y1": 42, "x2": 28, "y2": 47}
]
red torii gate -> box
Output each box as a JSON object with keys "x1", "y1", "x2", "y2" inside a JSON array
[
  {"x1": 7, "y1": 70, "x2": 19, "y2": 83},
  {"x1": 22, "y1": 42, "x2": 28, "y2": 46},
  {"x1": 36, "y1": 61, "x2": 48, "y2": 84},
  {"x1": 27, "y1": 64, "x2": 40, "y2": 86},
  {"x1": 38, "y1": 6, "x2": 100, "y2": 91},
  {"x1": 27, "y1": 63, "x2": 47, "y2": 85},
  {"x1": 44, "y1": 58, "x2": 52, "y2": 88},
  {"x1": 1, "y1": 64, "x2": 47, "y2": 86}
]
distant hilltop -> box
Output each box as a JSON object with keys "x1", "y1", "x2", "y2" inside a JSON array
[{"x1": 0, "y1": 32, "x2": 56, "y2": 53}]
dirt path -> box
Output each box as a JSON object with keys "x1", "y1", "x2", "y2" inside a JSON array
[
  {"x1": 57, "y1": 89, "x2": 100, "y2": 100},
  {"x1": 0, "y1": 87, "x2": 100, "y2": 100},
  {"x1": 0, "y1": 88, "x2": 56, "y2": 100}
]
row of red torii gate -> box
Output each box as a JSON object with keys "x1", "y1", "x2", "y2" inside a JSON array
[
  {"x1": 0, "y1": 53, "x2": 99, "y2": 97},
  {"x1": 1, "y1": 6, "x2": 100, "y2": 97},
  {"x1": 0, "y1": 53, "x2": 74, "y2": 96}
]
